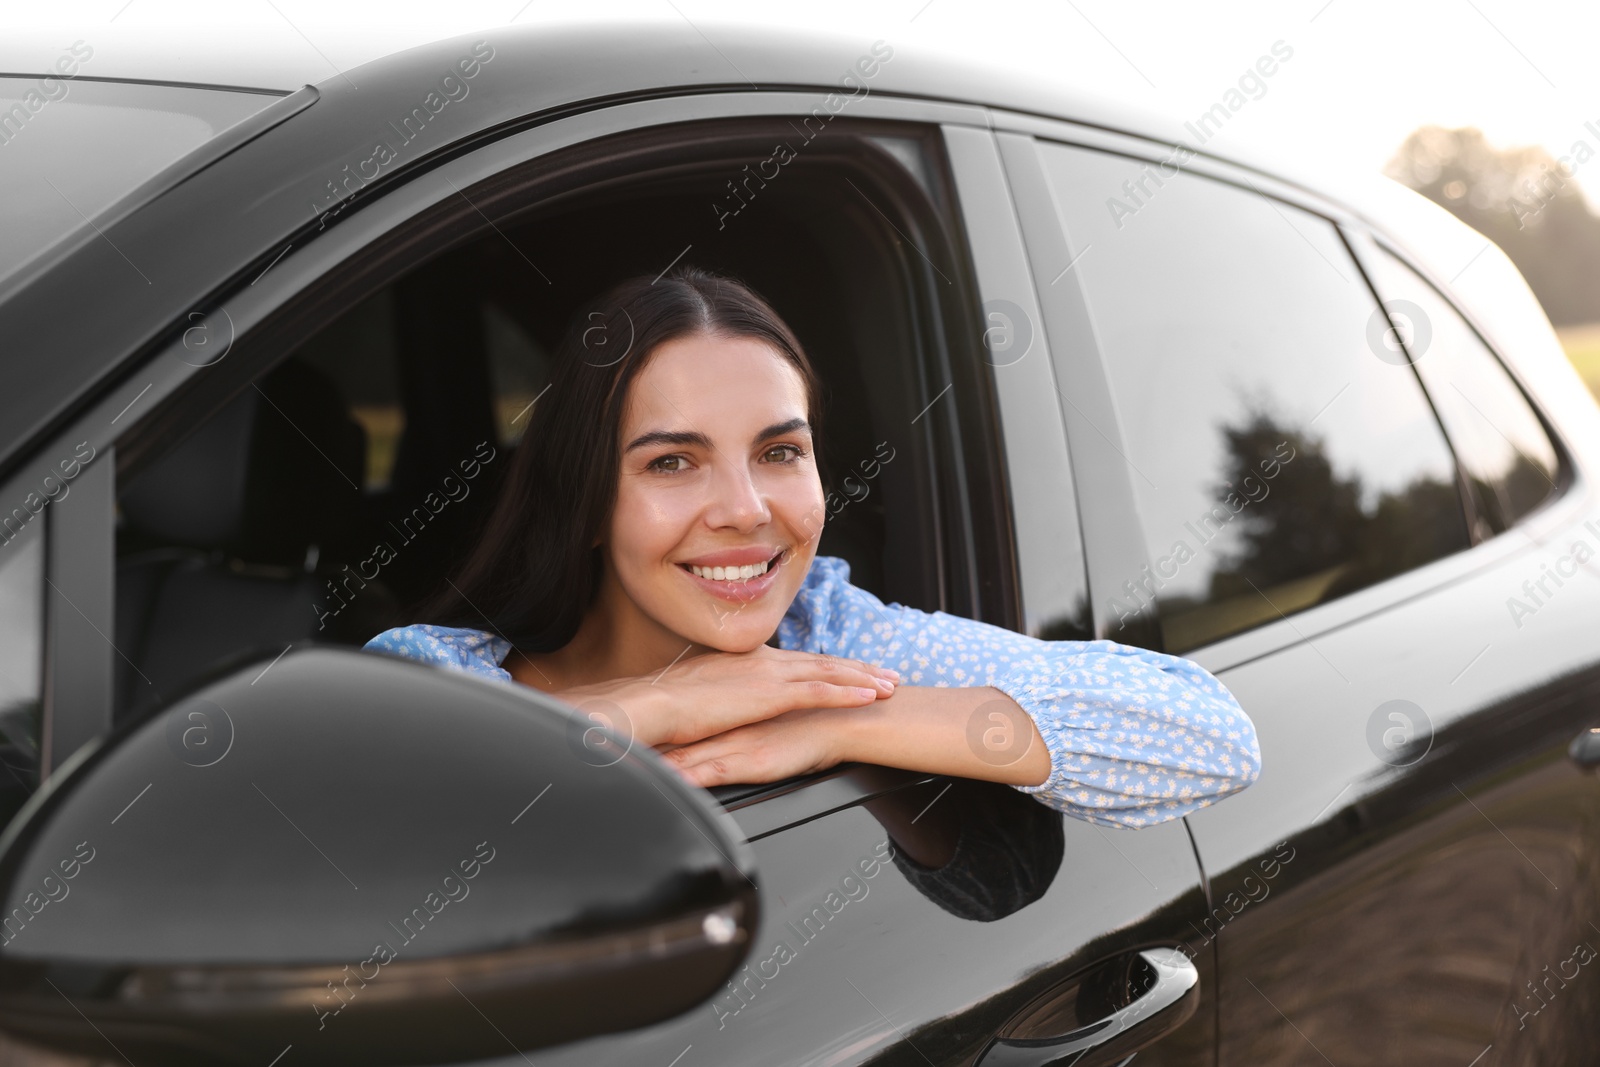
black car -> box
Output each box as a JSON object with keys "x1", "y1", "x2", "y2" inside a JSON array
[{"x1": 0, "y1": 19, "x2": 1596, "y2": 1067}]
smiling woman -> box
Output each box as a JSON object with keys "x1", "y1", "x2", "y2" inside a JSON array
[{"x1": 364, "y1": 268, "x2": 1262, "y2": 828}]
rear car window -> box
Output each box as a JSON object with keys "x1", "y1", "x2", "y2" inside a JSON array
[
  {"x1": 1360, "y1": 246, "x2": 1561, "y2": 536},
  {"x1": 1035, "y1": 141, "x2": 1472, "y2": 652},
  {"x1": 0, "y1": 76, "x2": 277, "y2": 295}
]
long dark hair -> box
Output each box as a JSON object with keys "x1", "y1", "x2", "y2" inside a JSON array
[{"x1": 418, "y1": 267, "x2": 824, "y2": 651}]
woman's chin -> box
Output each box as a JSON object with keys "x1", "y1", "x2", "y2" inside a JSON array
[{"x1": 683, "y1": 622, "x2": 782, "y2": 655}]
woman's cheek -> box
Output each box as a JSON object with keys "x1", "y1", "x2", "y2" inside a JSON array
[
  {"x1": 771, "y1": 470, "x2": 826, "y2": 549},
  {"x1": 604, "y1": 477, "x2": 687, "y2": 583}
]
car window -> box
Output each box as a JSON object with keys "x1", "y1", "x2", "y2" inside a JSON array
[
  {"x1": 0, "y1": 516, "x2": 43, "y2": 812},
  {"x1": 1035, "y1": 142, "x2": 1471, "y2": 652},
  {"x1": 1359, "y1": 245, "x2": 1561, "y2": 536},
  {"x1": 113, "y1": 119, "x2": 961, "y2": 718},
  {"x1": 0, "y1": 77, "x2": 277, "y2": 297}
]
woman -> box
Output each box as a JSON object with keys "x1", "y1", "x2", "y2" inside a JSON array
[{"x1": 366, "y1": 268, "x2": 1260, "y2": 828}]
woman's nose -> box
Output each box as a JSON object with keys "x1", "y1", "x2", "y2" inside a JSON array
[{"x1": 704, "y1": 462, "x2": 769, "y2": 531}]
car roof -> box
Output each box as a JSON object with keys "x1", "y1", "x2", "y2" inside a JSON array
[
  {"x1": 6, "y1": 17, "x2": 1563, "y2": 480},
  {"x1": 8, "y1": 18, "x2": 1444, "y2": 242},
  {"x1": 2, "y1": 18, "x2": 1421, "y2": 237},
  {"x1": 2, "y1": 19, "x2": 1501, "y2": 317},
  {"x1": 0, "y1": 18, "x2": 1294, "y2": 176}
]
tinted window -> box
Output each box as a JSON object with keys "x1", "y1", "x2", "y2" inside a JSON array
[
  {"x1": 1361, "y1": 246, "x2": 1560, "y2": 536},
  {"x1": 1036, "y1": 143, "x2": 1470, "y2": 652}
]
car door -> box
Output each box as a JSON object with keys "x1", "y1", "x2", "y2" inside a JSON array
[
  {"x1": 1002, "y1": 126, "x2": 1600, "y2": 1066},
  {"x1": 0, "y1": 45, "x2": 1221, "y2": 1067},
  {"x1": 515, "y1": 121, "x2": 1220, "y2": 1067}
]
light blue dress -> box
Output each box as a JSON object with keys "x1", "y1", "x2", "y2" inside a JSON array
[{"x1": 364, "y1": 556, "x2": 1260, "y2": 828}]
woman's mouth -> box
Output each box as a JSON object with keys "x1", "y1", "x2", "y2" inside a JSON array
[{"x1": 678, "y1": 551, "x2": 786, "y2": 603}]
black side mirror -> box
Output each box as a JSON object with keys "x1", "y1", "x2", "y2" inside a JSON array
[{"x1": 0, "y1": 647, "x2": 757, "y2": 1066}]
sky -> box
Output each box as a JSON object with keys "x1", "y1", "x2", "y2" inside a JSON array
[{"x1": 2, "y1": 0, "x2": 1598, "y2": 208}]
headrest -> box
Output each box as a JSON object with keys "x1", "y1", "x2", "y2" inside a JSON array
[{"x1": 121, "y1": 360, "x2": 366, "y2": 565}]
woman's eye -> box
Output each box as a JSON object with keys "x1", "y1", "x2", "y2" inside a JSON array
[
  {"x1": 648, "y1": 455, "x2": 687, "y2": 473},
  {"x1": 763, "y1": 444, "x2": 804, "y2": 464}
]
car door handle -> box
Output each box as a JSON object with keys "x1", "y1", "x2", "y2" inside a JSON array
[
  {"x1": 975, "y1": 948, "x2": 1199, "y2": 1067},
  {"x1": 1570, "y1": 726, "x2": 1600, "y2": 770}
]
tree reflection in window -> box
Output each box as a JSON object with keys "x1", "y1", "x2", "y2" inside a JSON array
[{"x1": 1153, "y1": 410, "x2": 1469, "y2": 653}]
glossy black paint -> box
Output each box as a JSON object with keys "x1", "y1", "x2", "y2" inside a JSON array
[
  {"x1": 993, "y1": 111, "x2": 1600, "y2": 1066},
  {"x1": 1192, "y1": 551, "x2": 1600, "y2": 1065},
  {"x1": 978, "y1": 948, "x2": 1199, "y2": 1067},
  {"x1": 0, "y1": 648, "x2": 756, "y2": 1065},
  {"x1": 518, "y1": 778, "x2": 1213, "y2": 1067}
]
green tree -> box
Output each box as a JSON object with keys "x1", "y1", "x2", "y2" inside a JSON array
[{"x1": 1385, "y1": 125, "x2": 1600, "y2": 325}]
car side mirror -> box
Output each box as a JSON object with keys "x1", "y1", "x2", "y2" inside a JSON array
[{"x1": 0, "y1": 647, "x2": 757, "y2": 1066}]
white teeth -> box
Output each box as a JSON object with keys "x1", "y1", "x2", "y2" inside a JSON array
[{"x1": 689, "y1": 559, "x2": 772, "y2": 581}]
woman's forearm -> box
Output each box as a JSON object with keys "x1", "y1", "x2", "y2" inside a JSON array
[
  {"x1": 838, "y1": 686, "x2": 1052, "y2": 788},
  {"x1": 661, "y1": 640, "x2": 1260, "y2": 828}
]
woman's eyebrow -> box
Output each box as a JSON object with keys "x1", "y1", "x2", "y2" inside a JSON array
[
  {"x1": 624, "y1": 428, "x2": 712, "y2": 453},
  {"x1": 756, "y1": 418, "x2": 810, "y2": 441},
  {"x1": 625, "y1": 419, "x2": 809, "y2": 454}
]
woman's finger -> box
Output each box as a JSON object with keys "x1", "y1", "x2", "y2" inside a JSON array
[
  {"x1": 761, "y1": 648, "x2": 900, "y2": 686},
  {"x1": 639, "y1": 650, "x2": 895, "y2": 748},
  {"x1": 664, "y1": 681, "x2": 870, "y2": 748},
  {"x1": 665, "y1": 708, "x2": 843, "y2": 787},
  {"x1": 788, "y1": 679, "x2": 884, "y2": 709},
  {"x1": 769, "y1": 655, "x2": 896, "y2": 699},
  {"x1": 667, "y1": 733, "x2": 782, "y2": 788}
]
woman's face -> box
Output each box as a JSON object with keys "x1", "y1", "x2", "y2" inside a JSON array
[{"x1": 602, "y1": 331, "x2": 825, "y2": 652}]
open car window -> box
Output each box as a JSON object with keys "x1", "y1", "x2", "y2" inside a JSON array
[{"x1": 110, "y1": 117, "x2": 994, "y2": 748}]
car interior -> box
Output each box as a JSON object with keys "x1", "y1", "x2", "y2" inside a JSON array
[{"x1": 112, "y1": 118, "x2": 1000, "y2": 726}]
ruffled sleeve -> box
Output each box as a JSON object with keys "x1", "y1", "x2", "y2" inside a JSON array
[
  {"x1": 780, "y1": 556, "x2": 1260, "y2": 828},
  {"x1": 363, "y1": 624, "x2": 514, "y2": 683}
]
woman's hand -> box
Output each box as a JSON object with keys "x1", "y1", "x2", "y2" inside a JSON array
[
  {"x1": 553, "y1": 646, "x2": 899, "y2": 750},
  {"x1": 659, "y1": 705, "x2": 854, "y2": 787},
  {"x1": 660, "y1": 685, "x2": 1055, "y2": 790}
]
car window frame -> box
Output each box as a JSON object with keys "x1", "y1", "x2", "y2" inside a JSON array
[
  {"x1": 39, "y1": 88, "x2": 1012, "y2": 833},
  {"x1": 1345, "y1": 225, "x2": 1575, "y2": 527},
  {"x1": 996, "y1": 123, "x2": 1588, "y2": 676},
  {"x1": 946, "y1": 124, "x2": 1093, "y2": 642},
  {"x1": 0, "y1": 443, "x2": 110, "y2": 785}
]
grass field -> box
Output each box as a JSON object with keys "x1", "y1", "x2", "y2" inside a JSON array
[{"x1": 1558, "y1": 322, "x2": 1600, "y2": 400}]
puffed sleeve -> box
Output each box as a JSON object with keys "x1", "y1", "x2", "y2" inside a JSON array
[
  {"x1": 363, "y1": 624, "x2": 514, "y2": 683},
  {"x1": 780, "y1": 557, "x2": 1260, "y2": 828}
]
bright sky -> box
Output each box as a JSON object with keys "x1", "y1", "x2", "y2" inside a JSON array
[{"x1": 5, "y1": 0, "x2": 1599, "y2": 206}]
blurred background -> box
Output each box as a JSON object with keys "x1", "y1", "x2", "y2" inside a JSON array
[{"x1": 7, "y1": 0, "x2": 1599, "y2": 396}]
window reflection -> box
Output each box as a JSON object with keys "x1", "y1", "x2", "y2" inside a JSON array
[
  {"x1": 1035, "y1": 142, "x2": 1471, "y2": 651},
  {"x1": 1361, "y1": 246, "x2": 1560, "y2": 536},
  {"x1": 1153, "y1": 410, "x2": 1468, "y2": 651},
  {"x1": 864, "y1": 778, "x2": 1064, "y2": 922}
]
